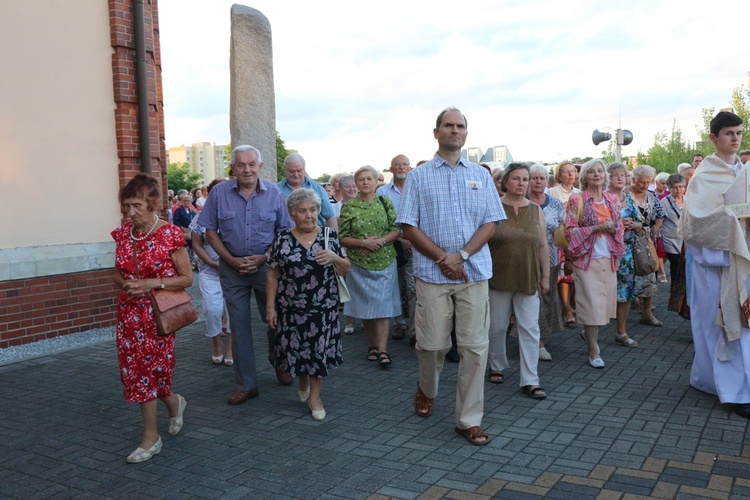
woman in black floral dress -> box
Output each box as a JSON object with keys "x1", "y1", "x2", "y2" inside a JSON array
[{"x1": 266, "y1": 189, "x2": 350, "y2": 421}]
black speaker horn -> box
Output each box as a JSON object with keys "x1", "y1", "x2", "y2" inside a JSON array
[
  {"x1": 592, "y1": 130, "x2": 611, "y2": 146},
  {"x1": 620, "y1": 129, "x2": 633, "y2": 146}
]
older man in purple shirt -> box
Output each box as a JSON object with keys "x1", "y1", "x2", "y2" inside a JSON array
[{"x1": 199, "y1": 145, "x2": 293, "y2": 405}]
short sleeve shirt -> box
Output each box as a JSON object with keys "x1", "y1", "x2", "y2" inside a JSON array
[
  {"x1": 198, "y1": 179, "x2": 293, "y2": 257},
  {"x1": 396, "y1": 153, "x2": 507, "y2": 284},
  {"x1": 277, "y1": 177, "x2": 335, "y2": 226},
  {"x1": 338, "y1": 196, "x2": 399, "y2": 271},
  {"x1": 376, "y1": 182, "x2": 403, "y2": 214}
]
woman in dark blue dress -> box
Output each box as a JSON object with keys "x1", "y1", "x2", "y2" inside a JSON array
[{"x1": 266, "y1": 189, "x2": 349, "y2": 421}]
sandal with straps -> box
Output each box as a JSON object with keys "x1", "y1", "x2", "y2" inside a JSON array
[
  {"x1": 615, "y1": 333, "x2": 638, "y2": 347},
  {"x1": 454, "y1": 426, "x2": 492, "y2": 446},
  {"x1": 367, "y1": 346, "x2": 379, "y2": 361},
  {"x1": 488, "y1": 371, "x2": 504, "y2": 384},
  {"x1": 522, "y1": 386, "x2": 547, "y2": 400},
  {"x1": 378, "y1": 352, "x2": 392, "y2": 367}
]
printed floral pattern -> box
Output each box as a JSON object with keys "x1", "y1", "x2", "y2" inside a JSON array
[
  {"x1": 268, "y1": 229, "x2": 345, "y2": 377},
  {"x1": 616, "y1": 193, "x2": 643, "y2": 302},
  {"x1": 112, "y1": 223, "x2": 185, "y2": 403}
]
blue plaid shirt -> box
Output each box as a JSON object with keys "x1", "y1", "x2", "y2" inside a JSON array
[{"x1": 396, "y1": 153, "x2": 506, "y2": 284}]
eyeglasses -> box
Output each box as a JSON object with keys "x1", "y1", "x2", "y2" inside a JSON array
[{"x1": 392, "y1": 162, "x2": 410, "y2": 167}]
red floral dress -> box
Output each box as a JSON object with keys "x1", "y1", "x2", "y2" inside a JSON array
[{"x1": 111, "y1": 222, "x2": 186, "y2": 403}]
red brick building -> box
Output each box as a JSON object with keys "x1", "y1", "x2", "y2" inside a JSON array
[{"x1": 0, "y1": 1, "x2": 166, "y2": 347}]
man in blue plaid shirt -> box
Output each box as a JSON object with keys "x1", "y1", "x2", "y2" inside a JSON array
[{"x1": 397, "y1": 107, "x2": 506, "y2": 446}]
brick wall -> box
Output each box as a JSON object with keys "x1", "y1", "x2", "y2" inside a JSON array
[
  {"x1": 109, "y1": 0, "x2": 166, "y2": 197},
  {"x1": 1, "y1": 1, "x2": 166, "y2": 347},
  {"x1": 0, "y1": 271, "x2": 120, "y2": 348}
]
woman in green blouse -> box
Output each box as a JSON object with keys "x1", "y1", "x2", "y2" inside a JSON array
[{"x1": 339, "y1": 165, "x2": 401, "y2": 367}]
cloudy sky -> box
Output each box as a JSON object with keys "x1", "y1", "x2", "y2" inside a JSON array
[{"x1": 159, "y1": 0, "x2": 750, "y2": 178}]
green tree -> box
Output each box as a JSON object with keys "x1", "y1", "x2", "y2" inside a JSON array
[
  {"x1": 695, "y1": 107, "x2": 716, "y2": 157},
  {"x1": 315, "y1": 173, "x2": 331, "y2": 183},
  {"x1": 731, "y1": 77, "x2": 750, "y2": 152},
  {"x1": 276, "y1": 132, "x2": 289, "y2": 181},
  {"x1": 166, "y1": 162, "x2": 203, "y2": 192},
  {"x1": 636, "y1": 121, "x2": 692, "y2": 173},
  {"x1": 600, "y1": 141, "x2": 617, "y2": 164},
  {"x1": 224, "y1": 143, "x2": 233, "y2": 177},
  {"x1": 695, "y1": 74, "x2": 750, "y2": 155},
  {"x1": 222, "y1": 132, "x2": 289, "y2": 180}
]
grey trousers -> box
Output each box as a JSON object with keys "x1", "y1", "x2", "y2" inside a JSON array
[{"x1": 219, "y1": 261, "x2": 274, "y2": 391}]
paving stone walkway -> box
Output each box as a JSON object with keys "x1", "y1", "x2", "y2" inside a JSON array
[{"x1": 1, "y1": 281, "x2": 749, "y2": 499}]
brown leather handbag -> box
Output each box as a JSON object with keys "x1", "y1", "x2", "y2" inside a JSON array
[
  {"x1": 133, "y1": 244, "x2": 198, "y2": 336},
  {"x1": 148, "y1": 289, "x2": 199, "y2": 336}
]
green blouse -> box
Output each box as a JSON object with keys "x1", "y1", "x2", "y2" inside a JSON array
[{"x1": 339, "y1": 196, "x2": 399, "y2": 270}]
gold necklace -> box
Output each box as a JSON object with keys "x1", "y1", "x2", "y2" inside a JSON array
[{"x1": 293, "y1": 228, "x2": 318, "y2": 246}]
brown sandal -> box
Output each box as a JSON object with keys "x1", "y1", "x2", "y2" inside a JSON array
[
  {"x1": 454, "y1": 426, "x2": 492, "y2": 446},
  {"x1": 414, "y1": 384, "x2": 434, "y2": 417},
  {"x1": 488, "y1": 371, "x2": 504, "y2": 384}
]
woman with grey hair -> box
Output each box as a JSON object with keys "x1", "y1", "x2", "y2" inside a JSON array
[
  {"x1": 338, "y1": 174, "x2": 359, "y2": 334},
  {"x1": 565, "y1": 159, "x2": 625, "y2": 368},
  {"x1": 627, "y1": 164, "x2": 666, "y2": 326},
  {"x1": 677, "y1": 163, "x2": 696, "y2": 188},
  {"x1": 549, "y1": 160, "x2": 581, "y2": 325},
  {"x1": 266, "y1": 188, "x2": 350, "y2": 420},
  {"x1": 662, "y1": 173, "x2": 688, "y2": 318},
  {"x1": 525, "y1": 163, "x2": 565, "y2": 360},
  {"x1": 339, "y1": 166, "x2": 401, "y2": 367},
  {"x1": 607, "y1": 162, "x2": 645, "y2": 347},
  {"x1": 654, "y1": 172, "x2": 670, "y2": 200}
]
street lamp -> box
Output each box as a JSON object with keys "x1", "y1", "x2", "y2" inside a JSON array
[{"x1": 592, "y1": 128, "x2": 633, "y2": 163}]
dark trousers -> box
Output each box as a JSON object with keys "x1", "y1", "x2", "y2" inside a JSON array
[{"x1": 219, "y1": 261, "x2": 274, "y2": 391}]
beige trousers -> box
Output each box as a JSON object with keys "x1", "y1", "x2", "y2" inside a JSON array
[{"x1": 415, "y1": 279, "x2": 490, "y2": 429}]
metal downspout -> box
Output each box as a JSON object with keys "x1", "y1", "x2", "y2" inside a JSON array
[{"x1": 134, "y1": 0, "x2": 152, "y2": 173}]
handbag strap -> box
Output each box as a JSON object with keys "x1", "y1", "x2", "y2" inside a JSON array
[
  {"x1": 666, "y1": 196, "x2": 680, "y2": 219},
  {"x1": 324, "y1": 226, "x2": 330, "y2": 250},
  {"x1": 132, "y1": 239, "x2": 140, "y2": 279},
  {"x1": 378, "y1": 195, "x2": 395, "y2": 226}
]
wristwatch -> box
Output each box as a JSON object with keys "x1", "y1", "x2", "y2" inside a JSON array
[{"x1": 459, "y1": 250, "x2": 470, "y2": 262}]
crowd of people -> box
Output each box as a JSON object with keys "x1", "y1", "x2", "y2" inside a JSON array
[{"x1": 111, "y1": 108, "x2": 750, "y2": 462}]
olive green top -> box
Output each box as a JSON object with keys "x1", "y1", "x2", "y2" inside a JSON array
[
  {"x1": 339, "y1": 196, "x2": 398, "y2": 271},
  {"x1": 488, "y1": 202, "x2": 540, "y2": 294}
]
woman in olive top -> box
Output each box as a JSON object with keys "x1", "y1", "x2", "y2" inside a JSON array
[
  {"x1": 339, "y1": 165, "x2": 401, "y2": 367},
  {"x1": 487, "y1": 163, "x2": 550, "y2": 399}
]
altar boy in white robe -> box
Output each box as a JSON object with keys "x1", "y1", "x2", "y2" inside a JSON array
[{"x1": 680, "y1": 111, "x2": 750, "y2": 418}]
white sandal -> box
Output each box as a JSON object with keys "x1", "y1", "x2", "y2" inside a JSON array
[
  {"x1": 126, "y1": 437, "x2": 162, "y2": 463},
  {"x1": 538, "y1": 347, "x2": 552, "y2": 361},
  {"x1": 168, "y1": 395, "x2": 187, "y2": 435},
  {"x1": 298, "y1": 386, "x2": 310, "y2": 402},
  {"x1": 615, "y1": 333, "x2": 638, "y2": 347}
]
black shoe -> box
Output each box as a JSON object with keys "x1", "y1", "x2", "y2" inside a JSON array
[
  {"x1": 734, "y1": 403, "x2": 750, "y2": 418},
  {"x1": 445, "y1": 348, "x2": 459, "y2": 363},
  {"x1": 409, "y1": 335, "x2": 417, "y2": 347}
]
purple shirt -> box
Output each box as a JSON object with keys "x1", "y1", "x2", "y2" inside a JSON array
[{"x1": 198, "y1": 179, "x2": 292, "y2": 257}]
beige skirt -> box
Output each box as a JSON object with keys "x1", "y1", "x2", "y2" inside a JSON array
[{"x1": 573, "y1": 258, "x2": 617, "y2": 326}]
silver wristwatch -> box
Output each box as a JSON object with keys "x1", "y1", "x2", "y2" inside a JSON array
[{"x1": 459, "y1": 250, "x2": 469, "y2": 261}]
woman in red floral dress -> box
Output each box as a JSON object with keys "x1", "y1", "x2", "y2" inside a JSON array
[{"x1": 112, "y1": 174, "x2": 193, "y2": 463}]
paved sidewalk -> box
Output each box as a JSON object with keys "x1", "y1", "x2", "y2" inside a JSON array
[{"x1": 1, "y1": 281, "x2": 749, "y2": 499}]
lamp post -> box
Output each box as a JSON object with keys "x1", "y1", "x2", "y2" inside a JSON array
[{"x1": 592, "y1": 128, "x2": 633, "y2": 163}]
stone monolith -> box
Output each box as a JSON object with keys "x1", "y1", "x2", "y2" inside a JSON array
[{"x1": 230, "y1": 4, "x2": 277, "y2": 182}]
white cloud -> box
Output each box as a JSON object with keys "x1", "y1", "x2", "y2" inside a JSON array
[{"x1": 159, "y1": 0, "x2": 750, "y2": 177}]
